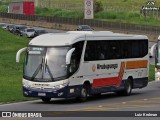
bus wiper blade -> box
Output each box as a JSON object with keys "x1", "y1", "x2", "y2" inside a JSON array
[
  {"x1": 31, "y1": 57, "x2": 44, "y2": 80},
  {"x1": 45, "y1": 59, "x2": 54, "y2": 81},
  {"x1": 31, "y1": 64, "x2": 42, "y2": 81},
  {"x1": 45, "y1": 65, "x2": 54, "y2": 81}
]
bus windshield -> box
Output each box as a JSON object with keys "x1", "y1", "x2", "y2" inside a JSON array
[{"x1": 24, "y1": 46, "x2": 70, "y2": 81}]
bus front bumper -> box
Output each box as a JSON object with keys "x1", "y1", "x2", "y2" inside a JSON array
[
  {"x1": 23, "y1": 85, "x2": 82, "y2": 98},
  {"x1": 23, "y1": 86, "x2": 69, "y2": 98}
]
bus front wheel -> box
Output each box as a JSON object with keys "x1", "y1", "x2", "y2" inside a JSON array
[{"x1": 77, "y1": 86, "x2": 88, "y2": 102}]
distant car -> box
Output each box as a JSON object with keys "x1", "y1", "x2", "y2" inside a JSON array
[
  {"x1": 11, "y1": 25, "x2": 19, "y2": 34},
  {"x1": 0, "y1": 23, "x2": 7, "y2": 29},
  {"x1": 33, "y1": 29, "x2": 48, "y2": 37},
  {"x1": 12, "y1": 25, "x2": 28, "y2": 36},
  {"x1": 76, "y1": 25, "x2": 93, "y2": 31},
  {"x1": 6, "y1": 24, "x2": 15, "y2": 32},
  {"x1": 2, "y1": 23, "x2": 10, "y2": 30},
  {"x1": 22, "y1": 28, "x2": 35, "y2": 38}
]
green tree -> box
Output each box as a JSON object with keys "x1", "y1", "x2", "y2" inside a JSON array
[{"x1": 94, "y1": 0, "x2": 103, "y2": 13}]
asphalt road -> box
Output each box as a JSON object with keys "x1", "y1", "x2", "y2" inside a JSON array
[
  {"x1": 0, "y1": 81, "x2": 160, "y2": 120},
  {"x1": 1, "y1": 81, "x2": 160, "y2": 111}
]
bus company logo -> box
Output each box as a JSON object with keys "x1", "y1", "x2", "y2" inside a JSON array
[
  {"x1": 92, "y1": 64, "x2": 96, "y2": 72},
  {"x1": 97, "y1": 64, "x2": 118, "y2": 70}
]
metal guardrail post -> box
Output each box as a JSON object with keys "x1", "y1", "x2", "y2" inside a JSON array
[{"x1": 0, "y1": 12, "x2": 160, "y2": 35}]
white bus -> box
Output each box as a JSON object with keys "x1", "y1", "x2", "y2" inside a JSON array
[
  {"x1": 16, "y1": 31, "x2": 149, "y2": 102},
  {"x1": 150, "y1": 36, "x2": 160, "y2": 81}
]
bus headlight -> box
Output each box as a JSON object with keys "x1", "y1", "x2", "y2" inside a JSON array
[
  {"x1": 156, "y1": 72, "x2": 160, "y2": 77},
  {"x1": 54, "y1": 83, "x2": 68, "y2": 90},
  {"x1": 22, "y1": 81, "x2": 30, "y2": 88}
]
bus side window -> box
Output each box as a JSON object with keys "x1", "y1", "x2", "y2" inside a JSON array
[
  {"x1": 69, "y1": 41, "x2": 84, "y2": 74},
  {"x1": 123, "y1": 41, "x2": 129, "y2": 58},
  {"x1": 109, "y1": 41, "x2": 120, "y2": 59},
  {"x1": 84, "y1": 41, "x2": 96, "y2": 61}
]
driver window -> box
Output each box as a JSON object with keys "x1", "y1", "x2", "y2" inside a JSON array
[{"x1": 69, "y1": 41, "x2": 84, "y2": 74}]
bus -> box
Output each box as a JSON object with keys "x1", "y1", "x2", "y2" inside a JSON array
[
  {"x1": 16, "y1": 31, "x2": 149, "y2": 102},
  {"x1": 150, "y1": 36, "x2": 160, "y2": 81}
]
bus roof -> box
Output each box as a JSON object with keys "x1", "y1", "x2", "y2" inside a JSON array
[{"x1": 29, "y1": 31, "x2": 148, "y2": 46}]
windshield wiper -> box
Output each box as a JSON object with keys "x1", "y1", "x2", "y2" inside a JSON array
[
  {"x1": 31, "y1": 58, "x2": 44, "y2": 81},
  {"x1": 45, "y1": 60, "x2": 54, "y2": 81},
  {"x1": 31, "y1": 57, "x2": 54, "y2": 81},
  {"x1": 31, "y1": 64, "x2": 42, "y2": 81}
]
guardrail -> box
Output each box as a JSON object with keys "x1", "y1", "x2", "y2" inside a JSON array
[{"x1": 0, "y1": 12, "x2": 160, "y2": 35}]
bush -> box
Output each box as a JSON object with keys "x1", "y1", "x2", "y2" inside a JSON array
[
  {"x1": 95, "y1": 11, "x2": 117, "y2": 19},
  {"x1": 35, "y1": 7, "x2": 83, "y2": 18},
  {"x1": 94, "y1": 0, "x2": 103, "y2": 13},
  {"x1": 0, "y1": 5, "x2": 8, "y2": 13}
]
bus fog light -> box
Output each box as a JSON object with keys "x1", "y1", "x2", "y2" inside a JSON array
[
  {"x1": 24, "y1": 91, "x2": 28, "y2": 95},
  {"x1": 70, "y1": 89, "x2": 74, "y2": 93},
  {"x1": 58, "y1": 92, "x2": 63, "y2": 96}
]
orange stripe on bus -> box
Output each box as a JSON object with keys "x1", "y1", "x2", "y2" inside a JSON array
[
  {"x1": 126, "y1": 60, "x2": 148, "y2": 69},
  {"x1": 92, "y1": 62, "x2": 125, "y2": 88}
]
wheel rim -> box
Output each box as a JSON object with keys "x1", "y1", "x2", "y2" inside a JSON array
[
  {"x1": 81, "y1": 88, "x2": 87, "y2": 98},
  {"x1": 127, "y1": 82, "x2": 131, "y2": 94}
]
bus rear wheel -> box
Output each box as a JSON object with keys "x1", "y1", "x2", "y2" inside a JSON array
[
  {"x1": 117, "y1": 79, "x2": 132, "y2": 96},
  {"x1": 41, "y1": 97, "x2": 51, "y2": 102},
  {"x1": 123, "y1": 79, "x2": 132, "y2": 96}
]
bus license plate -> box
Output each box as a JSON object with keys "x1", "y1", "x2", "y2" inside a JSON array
[{"x1": 38, "y1": 93, "x2": 46, "y2": 96}]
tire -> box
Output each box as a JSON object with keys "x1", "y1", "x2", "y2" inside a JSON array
[
  {"x1": 123, "y1": 79, "x2": 132, "y2": 96},
  {"x1": 117, "y1": 79, "x2": 132, "y2": 96},
  {"x1": 41, "y1": 97, "x2": 51, "y2": 102},
  {"x1": 77, "y1": 86, "x2": 88, "y2": 102}
]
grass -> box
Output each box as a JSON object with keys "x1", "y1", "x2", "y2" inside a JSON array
[
  {"x1": 149, "y1": 64, "x2": 155, "y2": 81},
  {"x1": 0, "y1": 28, "x2": 33, "y2": 103},
  {"x1": 34, "y1": 7, "x2": 160, "y2": 26},
  {"x1": 1, "y1": 1, "x2": 160, "y2": 26},
  {"x1": 95, "y1": 11, "x2": 160, "y2": 26},
  {"x1": 0, "y1": 29, "x2": 156, "y2": 103},
  {"x1": 35, "y1": 7, "x2": 84, "y2": 18},
  {"x1": 29, "y1": 0, "x2": 160, "y2": 11}
]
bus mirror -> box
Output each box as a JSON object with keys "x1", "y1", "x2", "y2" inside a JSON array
[
  {"x1": 16, "y1": 47, "x2": 27, "y2": 63},
  {"x1": 66, "y1": 48, "x2": 75, "y2": 65},
  {"x1": 150, "y1": 43, "x2": 156, "y2": 58}
]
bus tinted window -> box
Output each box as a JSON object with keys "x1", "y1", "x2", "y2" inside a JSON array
[
  {"x1": 84, "y1": 40, "x2": 148, "y2": 61},
  {"x1": 84, "y1": 41, "x2": 96, "y2": 61}
]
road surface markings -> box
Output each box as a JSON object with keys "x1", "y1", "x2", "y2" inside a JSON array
[{"x1": 69, "y1": 97, "x2": 160, "y2": 111}]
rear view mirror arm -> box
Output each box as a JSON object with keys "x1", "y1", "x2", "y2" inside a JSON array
[{"x1": 16, "y1": 47, "x2": 27, "y2": 63}]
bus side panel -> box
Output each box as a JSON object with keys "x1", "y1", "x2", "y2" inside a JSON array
[{"x1": 132, "y1": 77, "x2": 148, "y2": 88}]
